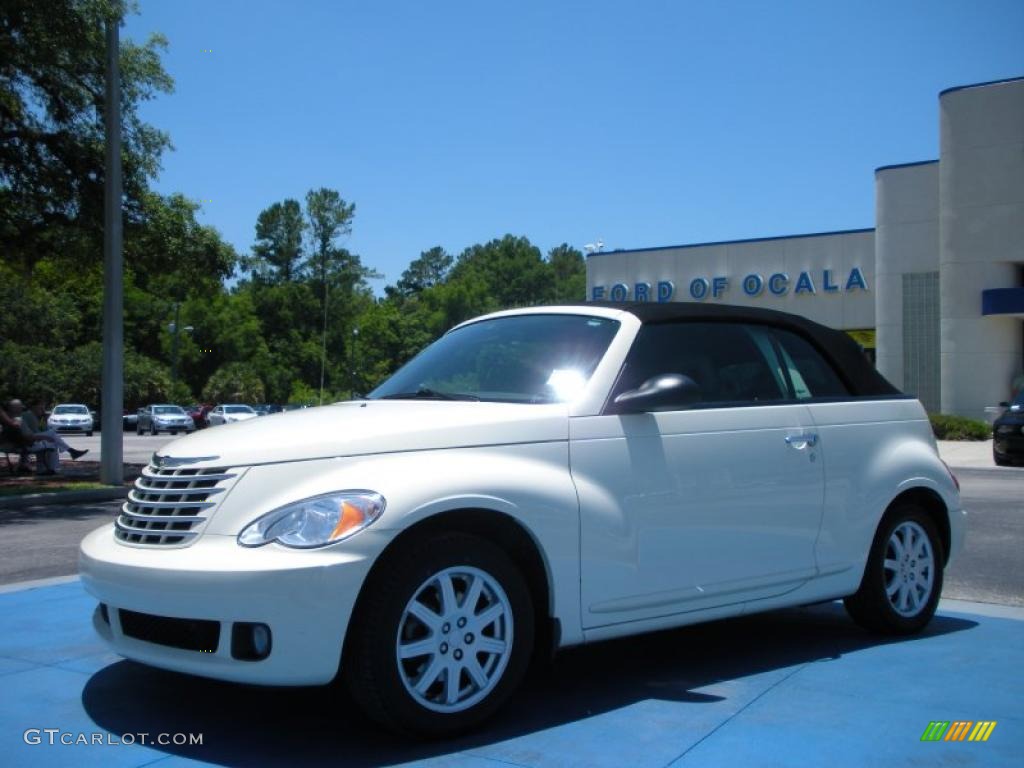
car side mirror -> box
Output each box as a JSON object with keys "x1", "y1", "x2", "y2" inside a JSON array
[
  {"x1": 612, "y1": 373, "x2": 701, "y2": 413},
  {"x1": 999, "y1": 401, "x2": 1010, "y2": 408}
]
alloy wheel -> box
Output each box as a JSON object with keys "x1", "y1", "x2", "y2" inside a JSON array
[
  {"x1": 883, "y1": 521, "x2": 935, "y2": 617},
  {"x1": 395, "y1": 566, "x2": 514, "y2": 714}
]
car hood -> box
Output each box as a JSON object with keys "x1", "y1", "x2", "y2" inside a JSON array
[
  {"x1": 995, "y1": 410, "x2": 1024, "y2": 427},
  {"x1": 155, "y1": 400, "x2": 569, "y2": 467}
]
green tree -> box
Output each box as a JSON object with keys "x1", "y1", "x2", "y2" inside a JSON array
[
  {"x1": 547, "y1": 243, "x2": 586, "y2": 301},
  {"x1": 0, "y1": 0, "x2": 174, "y2": 275},
  {"x1": 305, "y1": 187, "x2": 356, "y2": 292},
  {"x1": 450, "y1": 235, "x2": 552, "y2": 308},
  {"x1": 386, "y1": 246, "x2": 453, "y2": 300},
  {"x1": 202, "y1": 362, "x2": 265, "y2": 404},
  {"x1": 248, "y1": 198, "x2": 305, "y2": 282}
]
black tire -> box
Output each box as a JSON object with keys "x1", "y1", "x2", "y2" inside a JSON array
[
  {"x1": 344, "y1": 532, "x2": 534, "y2": 737},
  {"x1": 993, "y1": 452, "x2": 1010, "y2": 467},
  {"x1": 86, "y1": 431, "x2": 93, "y2": 437},
  {"x1": 845, "y1": 504, "x2": 945, "y2": 634},
  {"x1": 135, "y1": 423, "x2": 141, "y2": 435}
]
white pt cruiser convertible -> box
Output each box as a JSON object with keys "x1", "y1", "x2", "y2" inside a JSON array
[{"x1": 81, "y1": 303, "x2": 966, "y2": 736}]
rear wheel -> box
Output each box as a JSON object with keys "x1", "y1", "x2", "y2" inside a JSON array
[
  {"x1": 344, "y1": 533, "x2": 534, "y2": 737},
  {"x1": 845, "y1": 505, "x2": 944, "y2": 634}
]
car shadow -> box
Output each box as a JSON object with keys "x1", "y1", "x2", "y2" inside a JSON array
[{"x1": 81, "y1": 602, "x2": 977, "y2": 767}]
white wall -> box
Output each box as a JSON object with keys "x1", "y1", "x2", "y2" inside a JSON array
[
  {"x1": 874, "y1": 161, "x2": 940, "y2": 390},
  {"x1": 939, "y1": 79, "x2": 1024, "y2": 417}
]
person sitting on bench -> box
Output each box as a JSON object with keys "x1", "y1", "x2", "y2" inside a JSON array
[
  {"x1": 1, "y1": 403, "x2": 37, "y2": 473},
  {"x1": 6, "y1": 398, "x2": 87, "y2": 475}
]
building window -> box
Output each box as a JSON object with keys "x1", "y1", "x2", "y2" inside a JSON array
[{"x1": 902, "y1": 272, "x2": 940, "y2": 412}]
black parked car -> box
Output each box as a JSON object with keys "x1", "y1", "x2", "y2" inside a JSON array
[{"x1": 993, "y1": 391, "x2": 1024, "y2": 466}]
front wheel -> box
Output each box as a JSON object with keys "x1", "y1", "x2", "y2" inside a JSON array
[
  {"x1": 344, "y1": 533, "x2": 534, "y2": 737},
  {"x1": 845, "y1": 505, "x2": 944, "y2": 634}
]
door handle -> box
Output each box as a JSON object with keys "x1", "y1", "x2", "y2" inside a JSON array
[{"x1": 785, "y1": 432, "x2": 818, "y2": 448}]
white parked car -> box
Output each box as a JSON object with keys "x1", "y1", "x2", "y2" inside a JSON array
[
  {"x1": 206, "y1": 404, "x2": 259, "y2": 426},
  {"x1": 80, "y1": 304, "x2": 965, "y2": 737},
  {"x1": 48, "y1": 403, "x2": 93, "y2": 435}
]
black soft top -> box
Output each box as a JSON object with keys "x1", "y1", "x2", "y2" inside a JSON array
[{"x1": 584, "y1": 301, "x2": 902, "y2": 397}]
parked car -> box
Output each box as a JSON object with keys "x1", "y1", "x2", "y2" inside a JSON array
[
  {"x1": 122, "y1": 410, "x2": 138, "y2": 430},
  {"x1": 186, "y1": 404, "x2": 213, "y2": 430},
  {"x1": 80, "y1": 303, "x2": 965, "y2": 737},
  {"x1": 993, "y1": 390, "x2": 1024, "y2": 465},
  {"x1": 206, "y1": 404, "x2": 259, "y2": 426},
  {"x1": 47, "y1": 403, "x2": 94, "y2": 436},
  {"x1": 136, "y1": 404, "x2": 195, "y2": 435}
]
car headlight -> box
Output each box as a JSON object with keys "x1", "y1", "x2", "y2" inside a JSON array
[{"x1": 238, "y1": 491, "x2": 386, "y2": 548}]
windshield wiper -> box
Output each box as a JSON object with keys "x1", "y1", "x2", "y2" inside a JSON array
[{"x1": 377, "y1": 387, "x2": 480, "y2": 402}]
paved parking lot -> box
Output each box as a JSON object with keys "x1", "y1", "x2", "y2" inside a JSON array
[
  {"x1": 0, "y1": 459, "x2": 1020, "y2": 765},
  {"x1": 0, "y1": 580, "x2": 1020, "y2": 767}
]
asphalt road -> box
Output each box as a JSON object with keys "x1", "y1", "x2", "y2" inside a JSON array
[
  {"x1": 56, "y1": 431, "x2": 178, "y2": 464},
  {"x1": 0, "y1": 468, "x2": 1020, "y2": 605},
  {"x1": 944, "y1": 468, "x2": 1024, "y2": 606}
]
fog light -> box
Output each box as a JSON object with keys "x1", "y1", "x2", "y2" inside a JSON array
[{"x1": 231, "y1": 622, "x2": 272, "y2": 661}]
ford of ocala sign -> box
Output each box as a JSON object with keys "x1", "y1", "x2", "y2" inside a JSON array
[{"x1": 591, "y1": 267, "x2": 869, "y2": 302}]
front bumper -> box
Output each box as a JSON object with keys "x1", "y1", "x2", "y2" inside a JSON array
[
  {"x1": 80, "y1": 524, "x2": 391, "y2": 685},
  {"x1": 152, "y1": 422, "x2": 194, "y2": 431},
  {"x1": 52, "y1": 423, "x2": 91, "y2": 432},
  {"x1": 993, "y1": 433, "x2": 1024, "y2": 461}
]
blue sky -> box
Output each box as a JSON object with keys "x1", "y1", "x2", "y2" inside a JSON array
[{"x1": 125, "y1": 0, "x2": 1024, "y2": 290}]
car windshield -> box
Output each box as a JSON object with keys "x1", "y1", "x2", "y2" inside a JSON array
[
  {"x1": 53, "y1": 405, "x2": 88, "y2": 414},
  {"x1": 368, "y1": 314, "x2": 620, "y2": 404},
  {"x1": 226, "y1": 405, "x2": 255, "y2": 414},
  {"x1": 154, "y1": 406, "x2": 185, "y2": 415}
]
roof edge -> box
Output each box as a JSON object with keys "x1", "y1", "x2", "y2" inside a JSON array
[
  {"x1": 939, "y1": 75, "x2": 1024, "y2": 98},
  {"x1": 587, "y1": 227, "x2": 874, "y2": 258},
  {"x1": 875, "y1": 159, "x2": 939, "y2": 174}
]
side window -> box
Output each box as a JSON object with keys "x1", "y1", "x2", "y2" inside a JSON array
[
  {"x1": 771, "y1": 328, "x2": 850, "y2": 399},
  {"x1": 610, "y1": 322, "x2": 787, "y2": 409}
]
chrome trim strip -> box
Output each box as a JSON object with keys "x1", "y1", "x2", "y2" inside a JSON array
[
  {"x1": 140, "y1": 467, "x2": 236, "y2": 482},
  {"x1": 125, "y1": 495, "x2": 216, "y2": 509},
  {"x1": 118, "y1": 512, "x2": 207, "y2": 524},
  {"x1": 133, "y1": 483, "x2": 225, "y2": 497},
  {"x1": 114, "y1": 519, "x2": 199, "y2": 537}
]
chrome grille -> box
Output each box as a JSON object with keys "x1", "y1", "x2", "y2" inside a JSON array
[{"x1": 115, "y1": 464, "x2": 238, "y2": 546}]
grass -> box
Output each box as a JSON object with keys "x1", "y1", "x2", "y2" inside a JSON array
[
  {"x1": 929, "y1": 413, "x2": 992, "y2": 441},
  {"x1": 0, "y1": 481, "x2": 109, "y2": 498}
]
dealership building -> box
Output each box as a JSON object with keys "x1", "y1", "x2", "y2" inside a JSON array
[{"x1": 586, "y1": 77, "x2": 1024, "y2": 418}]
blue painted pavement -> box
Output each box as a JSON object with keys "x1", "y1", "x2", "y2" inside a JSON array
[{"x1": 0, "y1": 579, "x2": 1020, "y2": 767}]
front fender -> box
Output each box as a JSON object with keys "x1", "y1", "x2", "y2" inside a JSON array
[{"x1": 205, "y1": 442, "x2": 584, "y2": 646}]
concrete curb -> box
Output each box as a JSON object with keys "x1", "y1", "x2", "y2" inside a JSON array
[{"x1": 0, "y1": 485, "x2": 128, "y2": 510}]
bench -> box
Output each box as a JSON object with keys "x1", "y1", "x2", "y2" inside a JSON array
[
  {"x1": 1, "y1": 438, "x2": 25, "y2": 474},
  {"x1": 0, "y1": 438, "x2": 55, "y2": 474}
]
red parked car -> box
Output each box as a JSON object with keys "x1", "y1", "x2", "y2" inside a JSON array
[{"x1": 187, "y1": 404, "x2": 214, "y2": 429}]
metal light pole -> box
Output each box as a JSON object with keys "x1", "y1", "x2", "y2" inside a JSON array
[
  {"x1": 168, "y1": 302, "x2": 194, "y2": 396},
  {"x1": 100, "y1": 4, "x2": 124, "y2": 485},
  {"x1": 350, "y1": 326, "x2": 359, "y2": 398}
]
